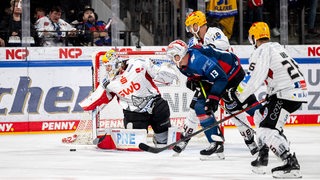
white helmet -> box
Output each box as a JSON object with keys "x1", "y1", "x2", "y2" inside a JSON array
[{"x1": 166, "y1": 40, "x2": 188, "y2": 67}]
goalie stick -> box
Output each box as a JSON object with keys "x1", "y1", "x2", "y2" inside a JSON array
[{"x1": 138, "y1": 98, "x2": 266, "y2": 153}]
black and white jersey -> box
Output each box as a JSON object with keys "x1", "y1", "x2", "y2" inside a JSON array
[{"x1": 238, "y1": 42, "x2": 307, "y2": 103}]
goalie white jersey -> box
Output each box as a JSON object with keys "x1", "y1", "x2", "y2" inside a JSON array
[
  {"x1": 238, "y1": 42, "x2": 308, "y2": 103},
  {"x1": 80, "y1": 58, "x2": 178, "y2": 112}
]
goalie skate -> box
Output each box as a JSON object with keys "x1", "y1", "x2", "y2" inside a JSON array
[
  {"x1": 251, "y1": 145, "x2": 269, "y2": 174},
  {"x1": 272, "y1": 153, "x2": 302, "y2": 179},
  {"x1": 200, "y1": 142, "x2": 225, "y2": 160}
]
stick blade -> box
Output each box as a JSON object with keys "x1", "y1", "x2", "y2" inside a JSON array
[
  {"x1": 92, "y1": 137, "x2": 100, "y2": 145},
  {"x1": 138, "y1": 143, "x2": 164, "y2": 153}
]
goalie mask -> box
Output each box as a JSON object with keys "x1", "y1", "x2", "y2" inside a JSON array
[
  {"x1": 167, "y1": 40, "x2": 188, "y2": 68},
  {"x1": 102, "y1": 49, "x2": 118, "y2": 72},
  {"x1": 248, "y1": 22, "x2": 270, "y2": 47}
]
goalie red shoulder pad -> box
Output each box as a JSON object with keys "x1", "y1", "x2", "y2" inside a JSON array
[{"x1": 79, "y1": 85, "x2": 113, "y2": 111}]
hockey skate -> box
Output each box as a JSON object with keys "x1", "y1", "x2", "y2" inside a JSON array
[
  {"x1": 200, "y1": 142, "x2": 225, "y2": 160},
  {"x1": 172, "y1": 134, "x2": 190, "y2": 155},
  {"x1": 272, "y1": 153, "x2": 302, "y2": 179},
  {"x1": 251, "y1": 145, "x2": 269, "y2": 174},
  {"x1": 245, "y1": 138, "x2": 259, "y2": 155}
]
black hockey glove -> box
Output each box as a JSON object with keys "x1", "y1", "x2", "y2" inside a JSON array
[
  {"x1": 223, "y1": 88, "x2": 243, "y2": 112},
  {"x1": 205, "y1": 95, "x2": 219, "y2": 115},
  {"x1": 228, "y1": 88, "x2": 242, "y2": 105},
  {"x1": 186, "y1": 80, "x2": 199, "y2": 91}
]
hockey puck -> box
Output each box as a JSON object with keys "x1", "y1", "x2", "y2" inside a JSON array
[{"x1": 70, "y1": 148, "x2": 76, "y2": 152}]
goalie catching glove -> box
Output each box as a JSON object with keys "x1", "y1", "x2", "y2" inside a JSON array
[{"x1": 153, "y1": 62, "x2": 179, "y2": 85}]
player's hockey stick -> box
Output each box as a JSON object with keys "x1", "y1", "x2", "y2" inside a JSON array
[
  {"x1": 218, "y1": 104, "x2": 256, "y2": 133},
  {"x1": 199, "y1": 81, "x2": 255, "y2": 133},
  {"x1": 138, "y1": 98, "x2": 266, "y2": 153}
]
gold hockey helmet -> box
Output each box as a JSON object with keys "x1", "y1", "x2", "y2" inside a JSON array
[
  {"x1": 185, "y1": 11, "x2": 207, "y2": 32},
  {"x1": 248, "y1": 22, "x2": 270, "y2": 45}
]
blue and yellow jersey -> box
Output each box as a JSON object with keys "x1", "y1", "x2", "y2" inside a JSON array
[{"x1": 206, "y1": 0, "x2": 238, "y2": 18}]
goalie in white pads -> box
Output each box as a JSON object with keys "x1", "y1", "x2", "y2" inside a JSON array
[
  {"x1": 80, "y1": 50, "x2": 179, "y2": 146},
  {"x1": 231, "y1": 22, "x2": 307, "y2": 178}
]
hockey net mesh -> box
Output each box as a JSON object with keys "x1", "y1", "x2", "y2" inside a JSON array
[
  {"x1": 62, "y1": 112, "x2": 94, "y2": 145},
  {"x1": 62, "y1": 49, "x2": 223, "y2": 145}
]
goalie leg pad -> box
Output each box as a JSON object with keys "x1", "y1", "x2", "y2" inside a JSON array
[
  {"x1": 109, "y1": 128, "x2": 147, "y2": 151},
  {"x1": 123, "y1": 110, "x2": 149, "y2": 130},
  {"x1": 153, "y1": 131, "x2": 168, "y2": 145},
  {"x1": 150, "y1": 97, "x2": 171, "y2": 134}
]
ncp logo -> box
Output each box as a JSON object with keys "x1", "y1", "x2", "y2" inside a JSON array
[
  {"x1": 59, "y1": 48, "x2": 82, "y2": 58},
  {"x1": 308, "y1": 46, "x2": 320, "y2": 56},
  {"x1": 5, "y1": 48, "x2": 29, "y2": 60}
]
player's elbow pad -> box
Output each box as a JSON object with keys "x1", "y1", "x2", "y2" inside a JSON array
[{"x1": 79, "y1": 85, "x2": 113, "y2": 111}]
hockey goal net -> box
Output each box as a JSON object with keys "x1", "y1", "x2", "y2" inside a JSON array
[{"x1": 62, "y1": 48, "x2": 224, "y2": 145}]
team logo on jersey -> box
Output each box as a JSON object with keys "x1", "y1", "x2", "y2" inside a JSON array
[
  {"x1": 120, "y1": 76, "x2": 127, "y2": 84},
  {"x1": 118, "y1": 81, "x2": 141, "y2": 97},
  {"x1": 190, "y1": 54, "x2": 195, "y2": 63},
  {"x1": 135, "y1": 68, "x2": 144, "y2": 73},
  {"x1": 294, "y1": 80, "x2": 307, "y2": 90}
]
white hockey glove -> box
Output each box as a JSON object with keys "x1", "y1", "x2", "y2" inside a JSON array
[{"x1": 154, "y1": 63, "x2": 179, "y2": 85}]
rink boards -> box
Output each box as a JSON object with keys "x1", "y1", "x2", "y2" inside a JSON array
[{"x1": 0, "y1": 45, "x2": 319, "y2": 134}]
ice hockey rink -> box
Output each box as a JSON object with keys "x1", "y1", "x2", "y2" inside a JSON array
[{"x1": 0, "y1": 126, "x2": 319, "y2": 180}]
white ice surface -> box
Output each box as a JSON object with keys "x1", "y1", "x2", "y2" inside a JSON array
[{"x1": 0, "y1": 126, "x2": 319, "y2": 180}]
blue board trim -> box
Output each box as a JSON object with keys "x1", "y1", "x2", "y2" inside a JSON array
[
  {"x1": 0, "y1": 58, "x2": 319, "y2": 67},
  {"x1": 0, "y1": 60, "x2": 92, "y2": 67}
]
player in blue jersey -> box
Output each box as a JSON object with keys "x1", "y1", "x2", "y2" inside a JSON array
[{"x1": 167, "y1": 39, "x2": 261, "y2": 160}]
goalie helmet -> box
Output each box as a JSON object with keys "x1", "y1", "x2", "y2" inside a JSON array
[
  {"x1": 167, "y1": 40, "x2": 188, "y2": 68},
  {"x1": 102, "y1": 49, "x2": 117, "y2": 65},
  {"x1": 248, "y1": 22, "x2": 270, "y2": 46},
  {"x1": 185, "y1": 11, "x2": 207, "y2": 33}
]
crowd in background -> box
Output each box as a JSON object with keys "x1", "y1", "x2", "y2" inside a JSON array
[
  {"x1": 0, "y1": 0, "x2": 112, "y2": 47},
  {"x1": 0, "y1": 0, "x2": 319, "y2": 47},
  {"x1": 198, "y1": 0, "x2": 319, "y2": 44}
]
